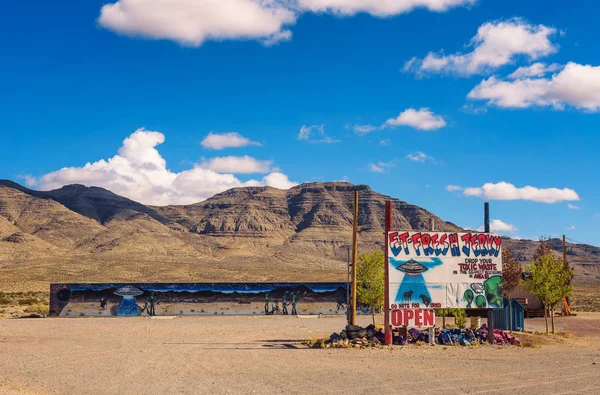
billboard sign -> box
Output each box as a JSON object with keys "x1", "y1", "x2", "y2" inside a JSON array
[{"x1": 387, "y1": 231, "x2": 503, "y2": 309}]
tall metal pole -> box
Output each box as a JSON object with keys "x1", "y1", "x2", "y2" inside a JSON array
[
  {"x1": 384, "y1": 201, "x2": 393, "y2": 345},
  {"x1": 484, "y1": 202, "x2": 490, "y2": 233},
  {"x1": 350, "y1": 191, "x2": 359, "y2": 326}
]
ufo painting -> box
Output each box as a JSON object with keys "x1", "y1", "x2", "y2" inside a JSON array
[
  {"x1": 114, "y1": 285, "x2": 144, "y2": 316},
  {"x1": 395, "y1": 259, "x2": 429, "y2": 276}
]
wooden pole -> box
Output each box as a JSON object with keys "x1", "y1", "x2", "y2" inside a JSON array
[
  {"x1": 484, "y1": 202, "x2": 495, "y2": 342},
  {"x1": 384, "y1": 201, "x2": 393, "y2": 345},
  {"x1": 350, "y1": 191, "x2": 358, "y2": 326},
  {"x1": 562, "y1": 235, "x2": 571, "y2": 315},
  {"x1": 428, "y1": 217, "x2": 435, "y2": 344},
  {"x1": 562, "y1": 235, "x2": 568, "y2": 270},
  {"x1": 347, "y1": 246, "x2": 351, "y2": 324}
]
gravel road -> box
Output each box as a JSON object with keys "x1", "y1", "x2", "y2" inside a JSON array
[{"x1": 1, "y1": 315, "x2": 599, "y2": 394}]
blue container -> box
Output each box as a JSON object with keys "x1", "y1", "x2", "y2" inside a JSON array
[{"x1": 490, "y1": 298, "x2": 525, "y2": 332}]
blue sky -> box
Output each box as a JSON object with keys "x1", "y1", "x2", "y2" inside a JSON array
[{"x1": 1, "y1": 0, "x2": 599, "y2": 245}]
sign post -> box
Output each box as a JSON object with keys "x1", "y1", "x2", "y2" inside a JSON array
[{"x1": 384, "y1": 201, "x2": 392, "y2": 345}]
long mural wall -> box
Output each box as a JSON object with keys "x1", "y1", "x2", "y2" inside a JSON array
[{"x1": 49, "y1": 283, "x2": 352, "y2": 317}]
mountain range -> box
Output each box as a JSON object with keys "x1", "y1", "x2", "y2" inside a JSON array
[{"x1": 1, "y1": 179, "x2": 598, "y2": 294}]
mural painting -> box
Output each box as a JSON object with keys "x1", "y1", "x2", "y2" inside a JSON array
[
  {"x1": 49, "y1": 283, "x2": 349, "y2": 317},
  {"x1": 387, "y1": 232, "x2": 503, "y2": 309}
]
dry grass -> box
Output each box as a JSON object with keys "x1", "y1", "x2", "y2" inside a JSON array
[{"x1": 572, "y1": 286, "x2": 600, "y2": 312}]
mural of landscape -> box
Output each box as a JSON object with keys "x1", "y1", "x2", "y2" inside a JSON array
[{"x1": 49, "y1": 283, "x2": 350, "y2": 317}]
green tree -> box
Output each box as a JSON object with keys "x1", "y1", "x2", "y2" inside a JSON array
[
  {"x1": 357, "y1": 250, "x2": 385, "y2": 325},
  {"x1": 502, "y1": 248, "x2": 522, "y2": 333},
  {"x1": 523, "y1": 252, "x2": 573, "y2": 334}
]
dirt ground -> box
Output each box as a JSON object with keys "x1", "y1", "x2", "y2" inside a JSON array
[{"x1": 1, "y1": 315, "x2": 599, "y2": 395}]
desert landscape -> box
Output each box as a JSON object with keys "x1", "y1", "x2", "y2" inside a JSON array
[{"x1": 1, "y1": 180, "x2": 599, "y2": 317}]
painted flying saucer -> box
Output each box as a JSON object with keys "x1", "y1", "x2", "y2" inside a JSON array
[
  {"x1": 114, "y1": 285, "x2": 144, "y2": 297},
  {"x1": 395, "y1": 259, "x2": 428, "y2": 275}
]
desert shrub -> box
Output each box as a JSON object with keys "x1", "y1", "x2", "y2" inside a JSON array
[
  {"x1": 24, "y1": 304, "x2": 49, "y2": 315},
  {"x1": 453, "y1": 309, "x2": 467, "y2": 329},
  {"x1": 18, "y1": 297, "x2": 39, "y2": 305},
  {"x1": 0, "y1": 297, "x2": 11, "y2": 305}
]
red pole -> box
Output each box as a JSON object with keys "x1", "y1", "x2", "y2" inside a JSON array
[{"x1": 384, "y1": 201, "x2": 393, "y2": 345}]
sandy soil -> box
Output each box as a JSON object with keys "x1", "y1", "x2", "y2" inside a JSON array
[{"x1": 0, "y1": 315, "x2": 599, "y2": 395}]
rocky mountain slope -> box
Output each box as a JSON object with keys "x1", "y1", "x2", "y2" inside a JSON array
[{"x1": 1, "y1": 180, "x2": 598, "y2": 292}]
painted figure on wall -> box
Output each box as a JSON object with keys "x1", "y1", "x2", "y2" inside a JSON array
[{"x1": 264, "y1": 293, "x2": 270, "y2": 314}]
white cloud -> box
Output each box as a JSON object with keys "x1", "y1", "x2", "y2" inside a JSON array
[
  {"x1": 98, "y1": 1, "x2": 474, "y2": 47},
  {"x1": 508, "y1": 62, "x2": 561, "y2": 79},
  {"x1": 404, "y1": 18, "x2": 558, "y2": 76},
  {"x1": 368, "y1": 163, "x2": 385, "y2": 173},
  {"x1": 446, "y1": 185, "x2": 463, "y2": 192},
  {"x1": 201, "y1": 132, "x2": 261, "y2": 150},
  {"x1": 98, "y1": 0, "x2": 296, "y2": 47},
  {"x1": 351, "y1": 124, "x2": 378, "y2": 134},
  {"x1": 261, "y1": 171, "x2": 298, "y2": 189},
  {"x1": 297, "y1": 0, "x2": 475, "y2": 16},
  {"x1": 368, "y1": 160, "x2": 395, "y2": 173},
  {"x1": 567, "y1": 204, "x2": 581, "y2": 210},
  {"x1": 461, "y1": 104, "x2": 488, "y2": 114},
  {"x1": 383, "y1": 108, "x2": 446, "y2": 130},
  {"x1": 37, "y1": 128, "x2": 297, "y2": 205},
  {"x1": 298, "y1": 124, "x2": 339, "y2": 143},
  {"x1": 406, "y1": 151, "x2": 434, "y2": 163},
  {"x1": 199, "y1": 155, "x2": 272, "y2": 174},
  {"x1": 477, "y1": 219, "x2": 518, "y2": 234},
  {"x1": 468, "y1": 62, "x2": 600, "y2": 111},
  {"x1": 17, "y1": 175, "x2": 37, "y2": 187},
  {"x1": 463, "y1": 181, "x2": 580, "y2": 204},
  {"x1": 566, "y1": 225, "x2": 576, "y2": 230},
  {"x1": 379, "y1": 139, "x2": 391, "y2": 146}
]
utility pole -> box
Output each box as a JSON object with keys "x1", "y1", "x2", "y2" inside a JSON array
[
  {"x1": 384, "y1": 200, "x2": 393, "y2": 345},
  {"x1": 346, "y1": 246, "x2": 351, "y2": 324},
  {"x1": 350, "y1": 191, "x2": 358, "y2": 326},
  {"x1": 562, "y1": 234, "x2": 572, "y2": 315},
  {"x1": 562, "y1": 235, "x2": 568, "y2": 270},
  {"x1": 484, "y1": 202, "x2": 494, "y2": 342}
]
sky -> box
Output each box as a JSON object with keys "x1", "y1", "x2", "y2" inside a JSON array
[{"x1": 1, "y1": 0, "x2": 599, "y2": 245}]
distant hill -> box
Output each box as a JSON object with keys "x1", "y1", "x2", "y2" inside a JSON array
[{"x1": 1, "y1": 179, "x2": 598, "y2": 295}]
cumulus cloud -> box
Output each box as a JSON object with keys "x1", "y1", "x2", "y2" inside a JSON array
[
  {"x1": 201, "y1": 132, "x2": 261, "y2": 150},
  {"x1": 98, "y1": 0, "x2": 296, "y2": 47},
  {"x1": 468, "y1": 62, "x2": 600, "y2": 111},
  {"x1": 297, "y1": 0, "x2": 475, "y2": 16},
  {"x1": 384, "y1": 108, "x2": 446, "y2": 130},
  {"x1": 298, "y1": 125, "x2": 339, "y2": 143},
  {"x1": 98, "y1": 1, "x2": 474, "y2": 47},
  {"x1": 37, "y1": 128, "x2": 297, "y2": 205},
  {"x1": 477, "y1": 219, "x2": 518, "y2": 234},
  {"x1": 17, "y1": 175, "x2": 37, "y2": 187},
  {"x1": 463, "y1": 181, "x2": 580, "y2": 204},
  {"x1": 508, "y1": 62, "x2": 561, "y2": 79},
  {"x1": 350, "y1": 124, "x2": 378, "y2": 134},
  {"x1": 446, "y1": 185, "x2": 463, "y2": 192},
  {"x1": 404, "y1": 18, "x2": 558, "y2": 76},
  {"x1": 406, "y1": 151, "x2": 435, "y2": 163},
  {"x1": 199, "y1": 155, "x2": 272, "y2": 174},
  {"x1": 368, "y1": 160, "x2": 395, "y2": 173}
]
